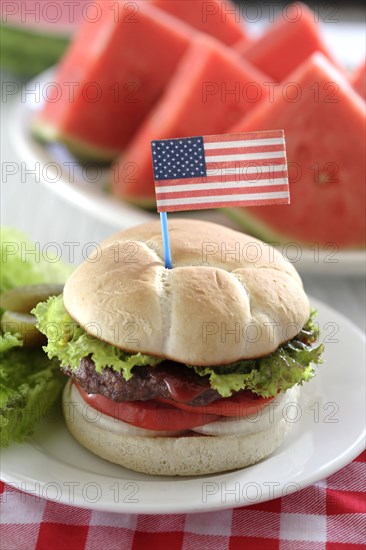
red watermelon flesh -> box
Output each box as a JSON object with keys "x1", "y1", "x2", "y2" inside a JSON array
[
  {"x1": 150, "y1": 0, "x2": 247, "y2": 46},
  {"x1": 235, "y1": 3, "x2": 339, "y2": 82},
  {"x1": 113, "y1": 35, "x2": 269, "y2": 202},
  {"x1": 235, "y1": 37, "x2": 249, "y2": 57},
  {"x1": 229, "y1": 53, "x2": 366, "y2": 248},
  {"x1": 351, "y1": 60, "x2": 366, "y2": 100},
  {"x1": 33, "y1": 1, "x2": 194, "y2": 160}
]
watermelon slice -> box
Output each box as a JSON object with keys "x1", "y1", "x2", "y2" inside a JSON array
[
  {"x1": 235, "y1": 3, "x2": 339, "y2": 82},
  {"x1": 150, "y1": 0, "x2": 248, "y2": 45},
  {"x1": 32, "y1": 1, "x2": 194, "y2": 161},
  {"x1": 351, "y1": 60, "x2": 366, "y2": 100},
  {"x1": 113, "y1": 35, "x2": 269, "y2": 204},
  {"x1": 227, "y1": 53, "x2": 366, "y2": 248}
]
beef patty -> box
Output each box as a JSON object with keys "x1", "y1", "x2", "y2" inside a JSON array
[{"x1": 62, "y1": 356, "x2": 221, "y2": 406}]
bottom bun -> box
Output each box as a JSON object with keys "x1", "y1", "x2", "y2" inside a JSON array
[{"x1": 63, "y1": 381, "x2": 299, "y2": 476}]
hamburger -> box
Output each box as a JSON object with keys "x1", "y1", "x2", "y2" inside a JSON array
[{"x1": 34, "y1": 220, "x2": 323, "y2": 476}]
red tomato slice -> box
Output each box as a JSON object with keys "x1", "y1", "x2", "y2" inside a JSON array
[
  {"x1": 157, "y1": 391, "x2": 275, "y2": 418},
  {"x1": 75, "y1": 383, "x2": 220, "y2": 431}
]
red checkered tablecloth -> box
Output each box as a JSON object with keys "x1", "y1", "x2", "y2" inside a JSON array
[{"x1": 1, "y1": 450, "x2": 365, "y2": 550}]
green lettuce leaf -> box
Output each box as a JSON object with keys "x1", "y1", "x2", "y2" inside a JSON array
[
  {"x1": 0, "y1": 332, "x2": 65, "y2": 447},
  {"x1": 0, "y1": 227, "x2": 72, "y2": 447},
  {"x1": 0, "y1": 226, "x2": 72, "y2": 294},
  {"x1": 33, "y1": 295, "x2": 163, "y2": 380},
  {"x1": 189, "y1": 310, "x2": 324, "y2": 397},
  {"x1": 190, "y1": 346, "x2": 322, "y2": 398},
  {"x1": 0, "y1": 331, "x2": 23, "y2": 354}
]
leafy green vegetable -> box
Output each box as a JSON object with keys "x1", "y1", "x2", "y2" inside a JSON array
[
  {"x1": 35, "y1": 296, "x2": 324, "y2": 399},
  {"x1": 0, "y1": 226, "x2": 72, "y2": 447},
  {"x1": 33, "y1": 295, "x2": 163, "y2": 381},
  {"x1": 0, "y1": 331, "x2": 23, "y2": 354},
  {"x1": 0, "y1": 332, "x2": 65, "y2": 447},
  {"x1": 0, "y1": 227, "x2": 72, "y2": 294},
  {"x1": 189, "y1": 312, "x2": 324, "y2": 397},
  {"x1": 190, "y1": 346, "x2": 322, "y2": 398}
]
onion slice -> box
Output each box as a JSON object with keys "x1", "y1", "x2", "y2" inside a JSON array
[
  {"x1": 68, "y1": 383, "x2": 186, "y2": 437},
  {"x1": 192, "y1": 387, "x2": 300, "y2": 436}
]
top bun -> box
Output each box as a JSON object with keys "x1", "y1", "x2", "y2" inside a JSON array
[{"x1": 63, "y1": 220, "x2": 310, "y2": 366}]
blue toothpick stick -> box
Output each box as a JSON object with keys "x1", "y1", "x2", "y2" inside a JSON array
[{"x1": 160, "y1": 212, "x2": 172, "y2": 269}]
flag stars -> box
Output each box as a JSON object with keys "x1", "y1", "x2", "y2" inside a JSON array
[{"x1": 151, "y1": 136, "x2": 206, "y2": 181}]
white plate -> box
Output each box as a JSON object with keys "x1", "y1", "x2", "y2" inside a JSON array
[{"x1": 1, "y1": 297, "x2": 365, "y2": 514}]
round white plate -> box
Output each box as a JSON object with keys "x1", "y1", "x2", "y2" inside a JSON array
[{"x1": 1, "y1": 297, "x2": 365, "y2": 514}]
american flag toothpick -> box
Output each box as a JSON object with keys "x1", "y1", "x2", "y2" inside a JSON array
[{"x1": 151, "y1": 129, "x2": 289, "y2": 268}]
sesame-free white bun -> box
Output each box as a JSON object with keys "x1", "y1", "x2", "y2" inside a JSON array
[
  {"x1": 63, "y1": 381, "x2": 299, "y2": 476},
  {"x1": 63, "y1": 219, "x2": 310, "y2": 365}
]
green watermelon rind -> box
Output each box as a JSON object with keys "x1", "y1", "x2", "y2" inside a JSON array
[
  {"x1": 125, "y1": 198, "x2": 157, "y2": 210},
  {"x1": 0, "y1": 23, "x2": 69, "y2": 77},
  {"x1": 224, "y1": 207, "x2": 365, "y2": 250},
  {"x1": 31, "y1": 117, "x2": 119, "y2": 163},
  {"x1": 223, "y1": 207, "x2": 301, "y2": 245},
  {"x1": 117, "y1": 191, "x2": 157, "y2": 210}
]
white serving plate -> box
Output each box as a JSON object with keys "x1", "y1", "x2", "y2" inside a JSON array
[{"x1": 1, "y1": 297, "x2": 365, "y2": 514}]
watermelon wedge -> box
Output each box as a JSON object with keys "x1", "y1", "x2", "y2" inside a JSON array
[
  {"x1": 113, "y1": 35, "x2": 269, "y2": 204},
  {"x1": 235, "y1": 3, "x2": 339, "y2": 82},
  {"x1": 32, "y1": 1, "x2": 194, "y2": 161},
  {"x1": 351, "y1": 60, "x2": 366, "y2": 100},
  {"x1": 150, "y1": 0, "x2": 248, "y2": 45},
  {"x1": 227, "y1": 53, "x2": 366, "y2": 248}
]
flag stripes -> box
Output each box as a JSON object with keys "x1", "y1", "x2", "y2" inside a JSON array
[
  {"x1": 156, "y1": 178, "x2": 289, "y2": 194},
  {"x1": 152, "y1": 130, "x2": 289, "y2": 212},
  {"x1": 157, "y1": 192, "x2": 289, "y2": 210}
]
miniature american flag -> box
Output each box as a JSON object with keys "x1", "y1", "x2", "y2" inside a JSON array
[{"x1": 152, "y1": 130, "x2": 289, "y2": 212}]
